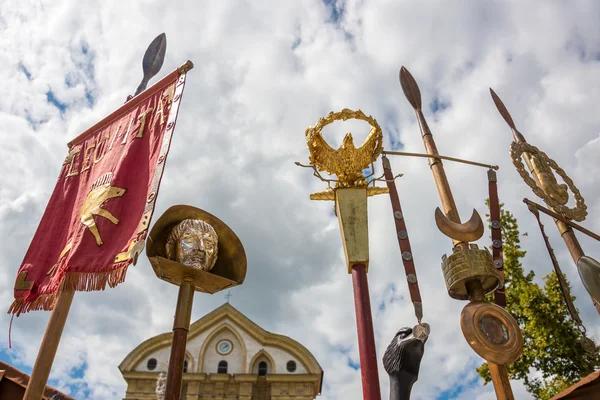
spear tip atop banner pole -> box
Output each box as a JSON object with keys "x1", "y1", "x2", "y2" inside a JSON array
[{"x1": 134, "y1": 33, "x2": 167, "y2": 97}]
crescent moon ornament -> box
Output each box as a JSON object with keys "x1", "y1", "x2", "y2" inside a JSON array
[{"x1": 434, "y1": 207, "x2": 485, "y2": 243}]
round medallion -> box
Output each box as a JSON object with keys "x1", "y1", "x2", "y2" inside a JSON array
[
  {"x1": 460, "y1": 301, "x2": 523, "y2": 365},
  {"x1": 581, "y1": 337, "x2": 597, "y2": 357},
  {"x1": 216, "y1": 339, "x2": 233, "y2": 355}
]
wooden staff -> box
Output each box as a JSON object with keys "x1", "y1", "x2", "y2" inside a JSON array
[
  {"x1": 23, "y1": 291, "x2": 74, "y2": 400},
  {"x1": 488, "y1": 169, "x2": 506, "y2": 308},
  {"x1": 490, "y1": 89, "x2": 600, "y2": 316},
  {"x1": 165, "y1": 279, "x2": 194, "y2": 400},
  {"x1": 400, "y1": 67, "x2": 515, "y2": 400}
]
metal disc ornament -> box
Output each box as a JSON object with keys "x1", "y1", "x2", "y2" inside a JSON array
[
  {"x1": 577, "y1": 256, "x2": 600, "y2": 304},
  {"x1": 581, "y1": 336, "x2": 597, "y2": 357},
  {"x1": 460, "y1": 301, "x2": 523, "y2": 365}
]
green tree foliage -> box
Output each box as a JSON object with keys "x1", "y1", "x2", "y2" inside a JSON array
[{"x1": 476, "y1": 202, "x2": 600, "y2": 399}]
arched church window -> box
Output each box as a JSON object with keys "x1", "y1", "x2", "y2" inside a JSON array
[
  {"x1": 286, "y1": 360, "x2": 297, "y2": 372},
  {"x1": 218, "y1": 360, "x2": 228, "y2": 373},
  {"x1": 183, "y1": 360, "x2": 188, "y2": 373},
  {"x1": 258, "y1": 361, "x2": 268, "y2": 376},
  {"x1": 147, "y1": 358, "x2": 157, "y2": 370}
]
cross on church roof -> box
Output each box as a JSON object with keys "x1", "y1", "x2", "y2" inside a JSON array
[{"x1": 225, "y1": 291, "x2": 233, "y2": 304}]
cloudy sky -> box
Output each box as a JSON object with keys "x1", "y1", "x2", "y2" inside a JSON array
[{"x1": 2, "y1": 0, "x2": 600, "y2": 399}]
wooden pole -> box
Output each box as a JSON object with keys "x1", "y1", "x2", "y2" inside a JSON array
[
  {"x1": 399, "y1": 67, "x2": 515, "y2": 399},
  {"x1": 24, "y1": 290, "x2": 75, "y2": 400},
  {"x1": 165, "y1": 279, "x2": 194, "y2": 400},
  {"x1": 351, "y1": 264, "x2": 382, "y2": 400},
  {"x1": 418, "y1": 111, "x2": 515, "y2": 399}
]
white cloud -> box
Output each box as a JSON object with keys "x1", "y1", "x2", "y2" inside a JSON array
[{"x1": 2, "y1": 1, "x2": 600, "y2": 399}]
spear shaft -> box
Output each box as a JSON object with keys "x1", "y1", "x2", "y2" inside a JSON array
[
  {"x1": 490, "y1": 89, "x2": 600, "y2": 316},
  {"x1": 400, "y1": 67, "x2": 515, "y2": 400}
]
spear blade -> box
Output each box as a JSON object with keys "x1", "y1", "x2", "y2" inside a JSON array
[
  {"x1": 134, "y1": 33, "x2": 167, "y2": 96},
  {"x1": 489, "y1": 88, "x2": 527, "y2": 142},
  {"x1": 399, "y1": 66, "x2": 422, "y2": 111},
  {"x1": 489, "y1": 88, "x2": 516, "y2": 130}
]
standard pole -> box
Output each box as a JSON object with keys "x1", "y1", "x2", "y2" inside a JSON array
[
  {"x1": 399, "y1": 67, "x2": 515, "y2": 400},
  {"x1": 24, "y1": 290, "x2": 75, "y2": 400},
  {"x1": 351, "y1": 264, "x2": 382, "y2": 400},
  {"x1": 511, "y1": 134, "x2": 600, "y2": 316},
  {"x1": 165, "y1": 279, "x2": 194, "y2": 400}
]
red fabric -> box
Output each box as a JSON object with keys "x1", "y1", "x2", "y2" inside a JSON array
[{"x1": 11, "y1": 70, "x2": 184, "y2": 315}]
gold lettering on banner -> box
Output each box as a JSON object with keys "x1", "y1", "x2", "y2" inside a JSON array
[
  {"x1": 108, "y1": 121, "x2": 123, "y2": 151},
  {"x1": 65, "y1": 147, "x2": 82, "y2": 177},
  {"x1": 121, "y1": 114, "x2": 135, "y2": 145},
  {"x1": 136, "y1": 107, "x2": 154, "y2": 138},
  {"x1": 94, "y1": 134, "x2": 109, "y2": 164},
  {"x1": 163, "y1": 85, "x2": 175, "y2": 105},
  {"x1": 152, "y1": 96, "x2": 165, "y2": 127},
  {"x1": 80, "y1": 142, "x2": 96, "y2": 173}
]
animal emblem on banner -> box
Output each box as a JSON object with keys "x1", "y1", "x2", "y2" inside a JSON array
[
  {"x1": 47, "y1": 172, "x2": 127, "y2": 277},
  {"x1": 80, "y1": 172, "x2": 126, "y2": 246}
]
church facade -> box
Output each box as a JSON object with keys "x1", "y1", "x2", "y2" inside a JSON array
[{"x1": 119, "y1": 303, "x2": 323, "y2": 399}]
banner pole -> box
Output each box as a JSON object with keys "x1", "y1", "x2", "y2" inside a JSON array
[
  {"x1": 23, "y1": 290, "x2": 75, "y2": 400},
  {"x1": 165, "y1": 280, "x2": 194, "y2": 400}
]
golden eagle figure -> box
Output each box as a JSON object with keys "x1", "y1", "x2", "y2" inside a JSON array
[{"x1": 305, "y1": 109, "x2": 383, "y2": 188}]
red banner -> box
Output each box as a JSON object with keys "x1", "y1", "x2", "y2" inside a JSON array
[{"x1": 10, "y1": 68, "x2": 188, "y2": 316}]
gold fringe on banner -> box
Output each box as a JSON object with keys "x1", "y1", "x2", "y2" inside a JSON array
[
  {"x1": 8, "y1": 262, "x2": 130, "y2": 316},
  {"x1": 58, "y1": 263, "x2": 129, "y2": 292},
  {"x1": 8, "y1": 293, "x2": 57, "y2": 315}
]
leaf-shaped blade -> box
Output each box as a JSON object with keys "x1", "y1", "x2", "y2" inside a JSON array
[
  {"x1": 489, "y1": 88, "x2": 516, "y2": 130},
  {"x1": 399, "y1": 66, "x2": 422, "y2": 111},
  {"x1": 134, "y1": 33, "x2": 167, "y2": 96}
]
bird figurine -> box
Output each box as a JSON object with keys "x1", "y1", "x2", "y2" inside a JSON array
[
  {"x1": 383, "y1": 323, "x2": 430, "y2": 400},
  {"x1": 305, "y1": 108, "x2": 383, "y2": 188}
]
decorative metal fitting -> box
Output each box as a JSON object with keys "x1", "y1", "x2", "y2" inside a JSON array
[
  {"x1": 441, "y1": 244, "x2": 499, "y2": 300},
  {"x1": 497, "y1": 280, "x2": 505, "y2": 289},
  {"x1": 491, "y1": 220, "x2": 501, "y2": 229},
  {"x1": 414, "y1": 301, "x2": 423, "y2": 322},
  {"x1": 402, "y1": 252, "x2": 413, "y2": 261},
  {"x1": 492, "y1": 240, "x2": 502, "y2": 249},
  {"x1": 398, "y1": 231, "x2": 408, "y2": 239},
  {"x1": 394, "y1": 211, "x2": 403, "y2": 220},
  {"x1": 494, "y1": 259, "x2": 503, "y2": 269},
  {"x1": 407, "y1": 274, "x2": 417, "y2": 284}
]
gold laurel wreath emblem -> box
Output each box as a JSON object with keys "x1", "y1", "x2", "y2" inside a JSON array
[
  {"x1": 510, "y1": 141, "x2": 587, "y2": 221},
  {"x1": 304, "y1": 108, "x2": 388, "y2": 200}
]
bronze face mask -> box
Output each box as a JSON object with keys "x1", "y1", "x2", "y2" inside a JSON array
[{"x1": 165, "y1": 219, "x2": 218, "y2": 271}]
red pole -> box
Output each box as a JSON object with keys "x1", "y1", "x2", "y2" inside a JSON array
[{"x1": 351, "y1": 264, "x2": 382, "y2": 400}]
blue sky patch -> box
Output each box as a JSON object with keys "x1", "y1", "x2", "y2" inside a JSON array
[
  {"x1": 323, "y1": 0, "x2": 344, "y2": 24},
  {"x1": 19, "y1": 63, "x2": 32, "y2": 80},
  {"x1": 46, "y1": 90, "x2": 68, "y2": 113},
  {"x1": 430, "y1": 97, "x2": 450, "y2": 114},
  {"x1": 347, "y1": 357, "x2": 360, "y2": 370}
]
